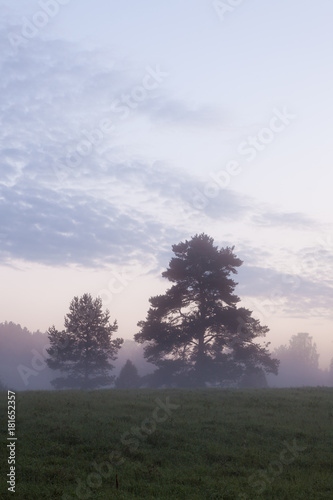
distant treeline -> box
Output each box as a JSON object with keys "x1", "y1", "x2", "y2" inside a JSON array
[
  {"x1": 0, "y1": 322, "x2": 153, "y2": 391},
  {"x1": 1, "y1": 322, "x2": 332, "y2": 390}
]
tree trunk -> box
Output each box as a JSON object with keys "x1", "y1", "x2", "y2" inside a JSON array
[
  {"x1": 195, "y1": 333, "x2": 206, "y2": 387},
  {"x1": 195, "y1": 288, "x2": 207, "y2": 387},
  {"x1": 83, "y1": 357, "x2": 89, "y2": 390}
]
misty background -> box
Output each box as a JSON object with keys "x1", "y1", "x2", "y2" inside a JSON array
[{"x1": 1, "y1": 322, "x2": 332, "y2": 391}]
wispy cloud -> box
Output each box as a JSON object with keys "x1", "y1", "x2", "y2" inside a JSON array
[
  {"x1": 0, "y1": 27, "x2": 255, "y2": 267},
  {"x1": 138, "y1": 98, "x2": 228, "y2": 127},
  {"x1": 251, "y1": 210, "x2": 317, "y2": 230},
  {"x1": 0, "y1": 19, "x2": 329, "y2": 326},
  {"x1": 237, "y1": 247, "x2": 333, "y2": 320},
  {"x1": 0, "y1": 182, "x2": 181, "y2": 267}
]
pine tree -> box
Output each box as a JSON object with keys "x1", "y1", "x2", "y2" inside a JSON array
[
  {"x1": 46, "y1": 293, "x2": 123, "y2": 389},
  {"x1": 135, "y1": 234, "x2": 278, "y2": 387},
  {"x1": 115, "y1": 359, "x2": 141, "y2": 388}
]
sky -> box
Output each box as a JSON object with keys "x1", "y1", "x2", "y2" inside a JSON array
[{"x1": 0, "y1": 0, "x2": 332, "y2": 368}]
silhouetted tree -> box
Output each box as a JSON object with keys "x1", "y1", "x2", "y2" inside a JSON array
[
  {"x1": 46, "y1": 293, "x2": 123, "y2": 389},
  {"x1": 239, "y1": 366, "x2": 268, "y2": 388},
  {"x1": 140, "y1": 359, "x2": 185, "y2": 388},
  {"x1": 115, "y1": 359, "x2": 141, "y2": 388},
  {"x1": 135, "y1": 234, "x2": 279, "y2": 387},
  {"x1": 289, "y1": 333, "x2": 319, "y2": 367},
  {"x1": 274, "y1": 333, "x2": 319, "y2": 368},
  {"x1": 272, "y1": 332, "x2": 322, "y2": 387}
]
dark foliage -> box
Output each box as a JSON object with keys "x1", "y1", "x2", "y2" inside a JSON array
[
  {"x1": 135, "y1": 233, "x2": 279, "y2": 387},
  {"x1": 46, "y1": 293, "x2": 123, "y2": 389},
  {"x1": 115, "y1": 359, "x2": 141, "y2": 388}
]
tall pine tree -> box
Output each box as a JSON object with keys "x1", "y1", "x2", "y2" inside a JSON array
[{"x1": 135, "y1": 234, "x2": 278, "y2": 387}]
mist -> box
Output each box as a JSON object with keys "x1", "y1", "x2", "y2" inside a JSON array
[
  {"x1": 1, "y1": 322, "x2": 332, "y2": 391},
  {"x1": 0, "y1": 322, "x2": 155, "y2": 391}
]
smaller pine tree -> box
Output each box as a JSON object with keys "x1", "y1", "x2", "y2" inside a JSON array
[
  {"x1": 115, "y1": 359, "x2": 141, "y2": 388},
  {"x1": 46, "y1": 293, "x2": 123, "y2": 389}
]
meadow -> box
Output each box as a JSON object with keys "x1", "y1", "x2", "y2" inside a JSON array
[{"x1": 1, "y1": 387, "x2": 332, "y2": 499}]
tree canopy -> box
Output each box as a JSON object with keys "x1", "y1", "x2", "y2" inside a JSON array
[
  {"x1": 272, "y1": 332, "x2": 322, "y2": 386},
  {"x1": 115, "y1": 359, "x2": 141, "y2": 388},
  {"x1": 46, "y1": 293, "x2": 123, "y2": 389},
  {"x1": 135, "y1": 233, "x2": 279, "y2": 387}
]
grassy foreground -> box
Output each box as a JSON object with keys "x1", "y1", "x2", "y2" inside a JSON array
[{"x1": 1, "y1": 387, "x2": 333, "y2": 499}]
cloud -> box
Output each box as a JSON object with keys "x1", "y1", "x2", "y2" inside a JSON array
[
  {"x1": 138, "y1": 97, "x2": 228, "y2": 128},
  {"x1": 0, "y1": 26, "x2": 256, "y2": 267},
  {"x1": 0, "y1": 20, "x2": 326, "y2": 294},
  {"x1": 251, "y1": 210, "x2": 317, "y2": 230},
  {"x1": 0, "y1": 181, "x2": 183, "y2": 268},
  {"x1": 0, "y1": 159, "x2": 254, "y2": 268},
  {"x1": 237, "y1": 254, "x2": 333, "y2": 320}
]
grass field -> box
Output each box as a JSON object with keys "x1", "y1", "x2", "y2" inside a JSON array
[{"x1": 1, "y1": 387, "x2": 333, "y2": 499}]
